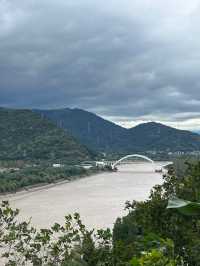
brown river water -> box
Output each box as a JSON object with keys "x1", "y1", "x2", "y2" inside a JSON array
[{"x1": 1, "y1": 162, "x2": 166, "y2": 230}]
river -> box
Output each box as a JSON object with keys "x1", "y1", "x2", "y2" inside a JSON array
[{"x1": 1, "y1": 162, "x2": 166, "y2": 229}]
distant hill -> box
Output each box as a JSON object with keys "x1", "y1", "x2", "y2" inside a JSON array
[
  {"x1": 35, "y1": 108, "x2": 200, "y2": 153},
  {"x1": 0, "y1": 108, "x2": 91, "y2": 161},
  {"x1": 128, "y1": 122, "x2": 200, "y2": 152},
  {"x1": 35, "y1": 108, "x2": 130, "y2": 152}
]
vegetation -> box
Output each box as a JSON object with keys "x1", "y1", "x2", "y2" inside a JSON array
[
  {"x1": 0, "y1": 163, "x2": 114, "y2": 193},
  {"x1": 112, "y1": 162, "x2": 200, "y2": 265},
  {"x1": 0, "y1": 201, "x2": 177, "y2": 266},
  {"x1": 35, "y1": 108, "x2": 129, "y2": 153},
  {"x1": 1, "y1": 162, "x2": 200, "y2": 265},
  {"x1": 36, "y1": 107, "x2": 200, "y2": 153},
  {"x1": 172, "y1": 156, "x2": 200, "y2": 177},
  {"x1": 0, "y1": 166, "x2": 98, "y2": 193},
  {"x1": 167, "y1": 197, "x2": 200, "y2": 216},
  {"x1": 0, "y1": 108, "x2": 91, "y2": 162},
  {"x1": 128, "y1": 122, "x2": 200, "y2": 152}
]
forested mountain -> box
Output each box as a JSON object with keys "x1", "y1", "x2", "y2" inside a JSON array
[
  {"x1": 36, "y1": 108, "x2": 200, "y2": 153},
  {"x1": 129, "y1": 122, "x2": 200, "y2": 152},
  {"x1": 35, "y1": 108, "x2": 130, "y2": 152},
  {"x1": 0, "y1": 108, "x2": 91, "y2": 161}
]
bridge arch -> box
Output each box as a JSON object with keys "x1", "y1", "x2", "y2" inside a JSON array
[{"x1": 112, "y1": 154, "x2": 154, "y2": 169}]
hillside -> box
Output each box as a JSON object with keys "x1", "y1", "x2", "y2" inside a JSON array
[
  {"x1": 0, "y1": 108, "x2": 91, "y2": 161},
  {"x1": 128, "y1": 122, "x2": 200, "y2": 152},
  {"x1": 36, "y1": 108, "x2": 200, "y2": 153},
  {"x1": 35, "y1": 108, "x2": 130, "y2": 152}
]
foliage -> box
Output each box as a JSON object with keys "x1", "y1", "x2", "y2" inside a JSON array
[
  {"x1": 113, "y1": 161, "x2": 200, "y2": 265},
  {"x1": 0, "y1": 108, "x2": 91, "y2": 161},
  {"x1": 1, "y1": 161, "x2": 200, "y2": 265},
  {"x1": 0, "y1": 202, "x2": 179, "y2": 266},
  {"x1": 0, "y1": 166, "x2": 100, "y2": 193},
  {"x1": 35, "y1": 108, "x2": 130, "y2": 153},
  {"x1": 0, "y1": 201, "x2": 113, "y2": 266},
  {"x1": 37, "y1": 108, "x2": 200, "y2": 153},
  {"x1": 130, "y1": 249, "x2": 177, "y2": 266},
  {"x1": 167, "y1": 197, "x2": 200, "y2": 216},
  {"x1": 172, "y1": 157, "x2": 200, "y2": 178}
]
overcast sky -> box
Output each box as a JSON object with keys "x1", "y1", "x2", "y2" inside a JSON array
[{"x1": 1, "y1": 0, "x2": 200, "y2": 130}]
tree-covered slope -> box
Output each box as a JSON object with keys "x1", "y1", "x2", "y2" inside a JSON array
[
  {"x1": 0, "y1": 108, "x2": 91, "y2": 161},
  {"x1": 35, "y1": 108, "x2": 129, "y2": 152},
  {"x1": 128, "y1": 122, "x2": 200, "y2": 152},
  {"x1": 36, "y1": 108, "x2": 200, "y2": 153}
]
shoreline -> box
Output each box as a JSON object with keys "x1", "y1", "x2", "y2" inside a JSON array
[
  {"x1": 0, "y1": 163, "x2": 164, "y2": 230},
  {"x1": 0, "y1": 170, "x2": 106, "y2": 199}
]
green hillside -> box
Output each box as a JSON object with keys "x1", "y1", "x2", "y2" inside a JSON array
[
  {"x1": 129, "y1": 122, "x2": 200, "y2": 152},
  {"x1": 35, "y1": 108, "x2": 129, "y2": 152},
  {"x1": 36, "y1": 108, "x2": 200, "y2": 153},
  {"x1": 0, "y1": 108, "x2": 91, "y2": 162}
]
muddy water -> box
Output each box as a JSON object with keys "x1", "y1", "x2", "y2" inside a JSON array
[{"x1": 2, "y1": 162, "x2": 166, "y2": 229}]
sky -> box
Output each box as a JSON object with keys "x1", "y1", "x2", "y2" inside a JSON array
[{"x1": 1, "y1": 0, "x2": 200, "y2": 130}]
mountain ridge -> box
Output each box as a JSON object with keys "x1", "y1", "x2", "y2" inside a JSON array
[{"x1": 34, "y1": 108, "x2": 200, "y2": 153}]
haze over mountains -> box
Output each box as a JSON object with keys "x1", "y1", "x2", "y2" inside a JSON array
[{"x1": 35, "y1": 108, "x2": 200, "y2": 153}]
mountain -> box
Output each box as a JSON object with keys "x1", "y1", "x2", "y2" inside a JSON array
[
  {"x1": 0, "y1": 108, "x2": 91, "y2": 161},
  {"x1": 35, "y1": 108, "x2": 200, "y2": 153},
  {"x1": 35, "y1": 108, "x2": 130, "y2": 152},
  {"x1": 128, "y1": 122, "x2": 200, "y2": 152}
]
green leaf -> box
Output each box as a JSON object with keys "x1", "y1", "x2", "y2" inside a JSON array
[{"x1": 167, "y1": 197, "x2": 200, "y2": 216}]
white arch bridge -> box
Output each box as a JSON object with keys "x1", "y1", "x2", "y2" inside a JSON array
[{"x1": 111, "y1": 154, "x2": 173, "y2": 171}]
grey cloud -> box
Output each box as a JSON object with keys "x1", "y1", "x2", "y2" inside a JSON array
[{"x1": 1, "y1": 0, "x2": 200, "y2": 127}]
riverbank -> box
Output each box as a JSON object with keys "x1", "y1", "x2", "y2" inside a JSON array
[
  {"x1": 0, "y1": 165, "x2": 111, "y2": 195},
  {"x1": 0, "y1": 161, "x2": 197, "y2": 266},
  {"x1": 0, "y1": 170, "x2": 104, "y2": 198},
  {"x1": 1, "y1": 162, "x2": 165, "y2": 229}
]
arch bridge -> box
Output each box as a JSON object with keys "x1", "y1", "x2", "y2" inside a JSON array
[{"x1": 111, "y1": 154, "x2": 155, "y2": 170}]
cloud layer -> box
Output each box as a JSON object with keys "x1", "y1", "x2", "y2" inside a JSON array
[{"x1": 1, "y1": 0, "x2": 200, "y2": 129}]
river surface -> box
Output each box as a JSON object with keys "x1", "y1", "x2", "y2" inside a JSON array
[{"x1": 1, "y1": 162, "x2": 166, "y2": 229}]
